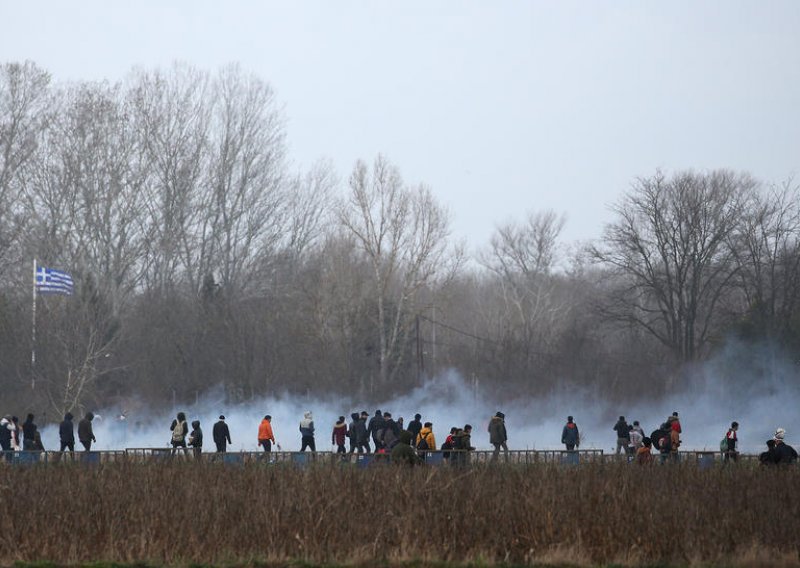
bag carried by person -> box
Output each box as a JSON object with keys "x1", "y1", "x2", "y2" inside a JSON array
[
  {"x1": 171, "y1": 420, "x2": 185, "y2": 443},
  {"x1": 417, "y1": 434, "x2": 429, "y2": 451},
  {"x1": 720, "y1": 437, "x2": 729, "y2": 452}
]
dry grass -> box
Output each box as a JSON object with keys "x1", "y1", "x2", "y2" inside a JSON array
[{"x1": 1, "y1": 461, "x2": 799, "y2": 566}]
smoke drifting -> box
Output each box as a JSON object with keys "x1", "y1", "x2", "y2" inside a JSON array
[{"x1": 36, "y1": 340, "x2": 800, "y2": 454}]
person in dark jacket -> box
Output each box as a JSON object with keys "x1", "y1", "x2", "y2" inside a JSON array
[
  {"x1": 452, "y1": 425, "x2": 475, "y2": 467},
  {"x1": 760, "y1": 439, "x2": 777, "y2": 465},
  {"x1": 22, "y1": 414, "x2": 38, "y2": 451},
  {"x1": 488, "y1": 411, "x2": 508, "y2": 463},
  {"x1": 367, "y1": 410, "x2": 385, "y2": 450},
  {"x1": 78, "y1": 412, "x2": 96, "y2": 452},
  {"x1": 561, "y1": 416, "x2": 579, "y2": 451},
  {"x1": 332, "y1": 416, "x2": 347, "y2": 454},
  {"x1": 441, "y1": 427, "x2": 458, "y2": 461},
  {"x1": 348, "y1": 413, "x2": 369, "y2": 454},
  {"x1": 724, "y1": 421, "x2": 739, "y2": 462},
  {"x1": 613, "y1": 416, "x2": 629, "y2": 455},
  {"x1": 359, "y1": 411, "x2": 371, "y2": 453},
  {"x1": 391, "y1": 430, "x2": 421, "y2": 466},
  {"x1": 170, "y1": 412, "x2": 188, "y2": 453},
  {"x1": 407, "y1": 414, "x2": 423, "y2": 442},
  {"x1": 382, "y1": 412, "x2": 401, "y2": 450},
  {"x1": 188, "y1": 420, "x2": 203, "y2": 460},
  {"x1": 0, "y1": 417, "x2": 12, "y2": 461},
  {"x1": 773, "y1": 428, "x2": 798, "y2": 465},
  {"x1": 60, "y1": 412, "x2": 75, "y2": 453},
  {"x1": 213, "y1": 415, "x2": 232, "y2": 453}
]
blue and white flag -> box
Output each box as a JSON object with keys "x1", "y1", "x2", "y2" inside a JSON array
[{"x1": 35, "y1": 266, "x2": 74, "y2": 295}]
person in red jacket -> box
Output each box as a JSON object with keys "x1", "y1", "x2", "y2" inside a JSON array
[{"x1": 332, "y1": 416, "x2": 347, "y2": 454}]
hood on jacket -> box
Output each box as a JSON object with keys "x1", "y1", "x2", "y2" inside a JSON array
[
  {"x1": 398, "y1": 431, "x2": 413, "y2": 445},
  {"x1": 334, "y1": 421, "x2": 346, "y2": 429},
  {"x1": 304, "y1": 411, "x2": 313, "y2": 420},
  {"x1": 351, "y1": 413, "x2": 359, "y2": 421},
  {"x1": 192, "y1": 420, "x2": 201, "y2": 429},
  {"x1": 566, "y1": 422, "x2": 576, "y2": 429},
  {"x1": 64, "y1": 412, "x2": 73, "y2": 421}
]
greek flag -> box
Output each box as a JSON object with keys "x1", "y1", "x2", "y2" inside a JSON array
[{"x1": 35, "y1": 266, "x2": 74, "y2": 295}]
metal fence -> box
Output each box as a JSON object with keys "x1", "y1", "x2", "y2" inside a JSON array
[{"x1": 0, "y1": 447, "x2": 769, "y2": 467}]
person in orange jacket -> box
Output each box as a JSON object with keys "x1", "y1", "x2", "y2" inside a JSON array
[{"x1": 258, "y1": 415, "x2": 277, "y2": 452}]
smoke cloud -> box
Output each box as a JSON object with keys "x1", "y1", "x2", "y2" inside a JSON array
[{"x1": 36, "y1": 339, "x2": 800, "y2": 455}]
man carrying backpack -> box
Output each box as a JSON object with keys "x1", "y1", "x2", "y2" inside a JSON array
[
  {"x1": 723, "y1": 421, "x2": 739, "y2": 462},
  {"x1": 613, "y1": 416, "x2": 629, "y2": 455},
  {"x1": 416, "y1": 422, "x2": 436, "y2": 460},
  {"x1": 650, "y1": 423, "x2": 672, "y2": 464}
]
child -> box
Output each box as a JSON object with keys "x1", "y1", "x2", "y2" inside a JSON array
[{"x1": 636, "y1": 437, "x2": 654, "y2": 465}]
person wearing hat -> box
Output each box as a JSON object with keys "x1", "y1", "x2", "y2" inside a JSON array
[
  {"x1": 561, "y1": 416, "x2": 579, "y2": 451},
  {"x1": 488, "y1": 411, "x2": 508, "y2": 463},
  {"x1": 213, "y1": 415, "x2": 232, "y2": 453},
  {"x1": 773, "y1": 428, "x2": 797, "y2": 465}
]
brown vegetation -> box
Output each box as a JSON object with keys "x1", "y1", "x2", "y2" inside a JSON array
[{"x1": 1, "y1": 462, "x2": 799, "y2": 566}]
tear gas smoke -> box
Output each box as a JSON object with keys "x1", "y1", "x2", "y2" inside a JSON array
[{"x1": 36, "y1": 339, "x2": 800, "y2": 454}]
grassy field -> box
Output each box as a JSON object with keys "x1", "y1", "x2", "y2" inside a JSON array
[{"x1": 1, "y1": 461, "x2": 799, "y2": 567}]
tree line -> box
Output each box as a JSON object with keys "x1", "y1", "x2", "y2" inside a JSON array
[{"x1": 1, "y1": 61, "x2": 799, "y2": 418}]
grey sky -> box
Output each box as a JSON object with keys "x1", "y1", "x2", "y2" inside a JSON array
[{"x1": 2, "y1": 1, "x2": 798, "y2": 248}]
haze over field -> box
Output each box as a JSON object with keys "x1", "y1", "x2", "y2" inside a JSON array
[{"x1": 1, "y1": 4, "x2": 800, "y2": 440}]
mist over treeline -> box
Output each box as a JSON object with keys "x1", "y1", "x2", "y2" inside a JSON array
[{"x1": 2, "y1": 60, "x2": 800, "y2": 422}]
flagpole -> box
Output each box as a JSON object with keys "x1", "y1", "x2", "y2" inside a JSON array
[{"x1": 31, "y1": 258, "x2": 37, "y2": 390}]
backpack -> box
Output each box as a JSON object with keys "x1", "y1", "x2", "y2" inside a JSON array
[
  {"x1": 650, "y1": 430, "x2": 672, "y2": 452},
  {"x1": 720, "y1": 437, "x2": 729, "y2": 452},
  {"x1": 417, "y1": 433, "x2": 429, "y2": 451},
  {"x1": 171, "y1": 420, "x2": 185, "y2": 443}
]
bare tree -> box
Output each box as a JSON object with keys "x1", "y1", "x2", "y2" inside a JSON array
[
  {"x1": 479, "y1": 210, "x2": 570, "y2": 380},
  {"x1": 731, "y1": 178, "x2": 800, "y2": 339},
  {"x1": 338, "y1": 155, "x2": 456, "y2": 389},
  {"x1": 591, "y1": 170, "x2": 754, "y2": 361},
  {"x1": 0, "y1": 61, "x2": 51, "y2": 280}
]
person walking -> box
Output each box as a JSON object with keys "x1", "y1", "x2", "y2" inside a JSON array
[
  {"x1": 22, "y1": 414, "x2": 38, "y2": 451},
  {"x1": 213, "y1": 415, "x2": 232, "y2": 453},
  {"x1": 170, "y1": 412, "x2": 188, "y2": 454},
  {"x1": 0, "y1": 416, "x2": 13, "y2": 461},
  {"x1": 367, "y1": 410, "x2": 385, "y2": 450},
  {"x1": 613, "y1": 416, "x2": 629, "y2": 455},
  {"x1": 452, "y1": 424, "x2": 475, "y2": 466},
  {"x1": 407, "y1": 414, "x2": 423, "y2": 444},
  {"x1": 628, "y1": 425, "x2": 643, "y2": 457},
  {"x1": 488, "y1": 411, "x2": 509, "y2": 463},
  {"x1": 258, "y1": 415, "x2": 276, "y2": 452},
  {"x1": 332, "y1": 416, "x2": 347, "y2": 454},
  {"x1": 188, "y1": 420, "x2": 203, "y2": 460},
  {"x1": 348, "y1": 413, "x2": 369, "y2": 454},
  {"x1": 561, "y1": 416, "x2": 579, "y2": 451},
  {"x1": 416, "y1": 422, "x2": 436, "y2": 455},
  {"x1": 723, "y1": 421, "x2": 739, "y2": 462},
  {"x1": 78, "y1": 412, "x2": 96, "y2": 452},
  {"x1": 382, "y1": 412, "x2": 401, "y2": 450},
  {"x1": 299, "y1": 411, "x2": 315, "y2": 452},
  {"x1": 60, "y1": 412, "x2": 75, "y2": 453}
]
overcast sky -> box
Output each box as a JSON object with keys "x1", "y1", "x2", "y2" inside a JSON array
[{"x1": 2, "y1": 1, "x2": 798, "y2": 248}]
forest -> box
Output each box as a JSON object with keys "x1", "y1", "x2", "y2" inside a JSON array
[{"x1": 2, "y1": 61, "x2": 799, "y2": 417}]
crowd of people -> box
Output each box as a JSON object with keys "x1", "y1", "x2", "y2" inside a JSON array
[{"x1": 1, "y1": 408, "x2": 797, "y2": 467}]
